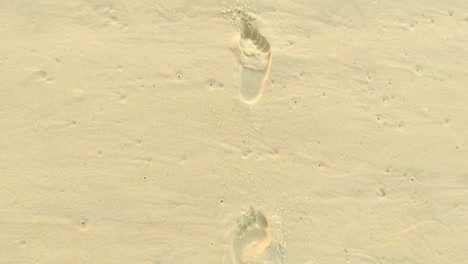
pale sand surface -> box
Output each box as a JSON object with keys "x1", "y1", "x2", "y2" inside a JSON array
[{"x1": 1, "y1": 0, "x2": 467, "y2": 263}]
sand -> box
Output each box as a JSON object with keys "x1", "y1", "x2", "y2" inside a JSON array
[{"x1": 1, "y1": 0, "x2": 467, "y2": 263}]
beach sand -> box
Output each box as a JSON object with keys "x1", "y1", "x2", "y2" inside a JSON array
[{"x1": 1, "y1": 0, "x2": 467, "y2": 263}]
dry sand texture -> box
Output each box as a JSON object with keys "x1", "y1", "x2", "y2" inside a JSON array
[{"x1": 1, "y1": 0, "x2": 468, "y2": 263}]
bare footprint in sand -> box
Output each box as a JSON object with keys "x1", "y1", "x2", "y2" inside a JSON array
[
  {"x1": 228, "y1": 14, "x2": 272, "y2": 104},
  {"x1": 225, "y1": 206, "x2": 284, "y2": 264}
]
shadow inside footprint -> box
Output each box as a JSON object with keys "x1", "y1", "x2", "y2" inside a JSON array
[{"x1": 241, "y1": 24, "x2": 270, "y2": 53}]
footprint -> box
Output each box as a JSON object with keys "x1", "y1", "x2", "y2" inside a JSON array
[
  {"x1": 225, "y1": 206, "x2": 284, "y2": 264},
  {"x1": 229, "y1": 16, "x2": 272, "y2": 104}
]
